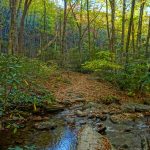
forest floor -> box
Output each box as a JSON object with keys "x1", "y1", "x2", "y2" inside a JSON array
[
  {"x1": 1, "y1": 71, "x2": 150, "y2": 150},
  {"x1": 45, "y1": 71, "x2": 146, "y2": 104}
]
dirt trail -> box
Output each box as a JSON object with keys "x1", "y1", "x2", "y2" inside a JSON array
[{"x1": 45, "y1": 71, "x2": 134, "y2": 103}]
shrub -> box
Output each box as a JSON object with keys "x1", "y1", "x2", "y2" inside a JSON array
[
  {"x1": 83, "y1": 51, "x2": 122, "y2": 72},
  {"x1": 0, "y1": 54, "x2": 55, "y2": 111},
  {"x1": 82, "y1": 51, "x2": 150, "y2": 94}
]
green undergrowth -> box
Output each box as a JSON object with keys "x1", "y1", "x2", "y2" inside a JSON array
[
  {"x1": 0, "y1": 54, "x2": 56, "y2": 114},
  {"x1": 82, "y1": 51, "x2": 150, "y2": 95}
]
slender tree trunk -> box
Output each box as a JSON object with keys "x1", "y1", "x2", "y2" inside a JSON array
[
  {"x1": 132, "y1": 22, "x2": 135, "y2": 53},
  {"x1": 17, "y1": 0, "x2": 22, "y2": 19},
  {"x1": 59, "y1": 10, "x2": 62, "y2": 52},
  {"x1": 78, "y1": 0, "x2": 83, "y2": 54},
  {"x1": 125, "y1": 0, "x2": 135, "y2": 63},
  {"x1": 8, "y1": 0, "x2": 18, "y2": 55},
  {"x1": 121, "y1": 0, "x2": 126, "y2": 52},
  {"x1": 61, "y1": 0, "x2": 67, "y2": 55},
  {"x1": 109, "y1": 0, "x2": 115, "y2": 53},
  {"x1": 145, "y1": 16, "x2": 150, "y2": 57},
  {"x1": 0, "y1": 13, "x2": 2, "y2": 52},
  {"x1": 87, "y1": 0, "x2": 91, "y2": 58},
  {"x1": 40, "y1": 0, "x2": 47, "y2": 54},
  {"x1": 136, "y1": 0, "x2": 145, "y2": 51},
  {"x1": 18, "y1": 0, "x2": 32, "y2": 55},
  {"x1": 106, "y1": 0, "x2": 111, "y2": 49}
]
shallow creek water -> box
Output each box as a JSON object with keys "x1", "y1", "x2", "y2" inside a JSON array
[{"x1": 0, "y1": 106, "x2": 150, "y2": 150}]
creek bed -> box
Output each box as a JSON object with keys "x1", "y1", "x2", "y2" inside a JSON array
[{"x1": 0, "y1": 102, "x2": 150, "y2": 150}]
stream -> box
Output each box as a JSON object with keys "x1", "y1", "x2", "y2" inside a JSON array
[{"x1": 0, "y1": 102, "x2": 150, "y2": 150}]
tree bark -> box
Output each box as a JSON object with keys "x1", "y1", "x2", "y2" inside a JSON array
[
  {"x1": 18, "y1": 0, "x2": 32, "y2": 55},
  {"x1": 132, "y1": 22, "x2": 135, "y2": 53},
  {"x1": 0, "y1": 11, "x2": 2, "y2": 52},
  {"x1": 125, "y1": 0, "x2": 135, "y2": 63},
  {"x1": 121, "y1": 0, "x2": 126, "y2": 52},
  {"x1": 109, "y1": 0, "x2": 115, "y2": 53},
  {"x1": 61, "y1": 0, "x2": 67, "y2": 55},
  {"x1": 87, "y1": 0, "x2": 91, "y2": 57},
  {"x1": 136, "y1": 0, "x2": 145, "y2": 51},
  {"x1": 145, "y1": 16, "x2": 150, "y2": 57},
  {"x1": 8, "y1": 0, "x2": 18, "y2": 55},
  {"x1": 106, "y1": 0, "x2": 111, "y2": 50}
]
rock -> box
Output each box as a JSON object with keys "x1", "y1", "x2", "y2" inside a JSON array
[
  {"x1": 110, "y1": 113, "x2": 144, "y2": 124},
  {"x1": 79, "y1": 120, "x2": 86, "y2": 125},
  {"x1": 42, "y1": 104, "x2": 64, "y2": 113},
  {"x1": 102, "y1": 96, "x2": 120, "y2": 105},
  {"x1": 122, "y1": 103, "x2": 150, "y2": 113},
  {"x1": 34, "y1": 121, "x2": 57, "y2": 130},
  {"x1": 15, "y1": 139, "x2": 23, "y2": 144},
  {"x1": 33, "y1": 116, "x2": 42, "y2": 121},
  {"x1": 122, "y1": 104, "x2": 135, "y2": 112},
  {"x1": 96, "y1": 123, "x2": 107, "y2": 134},
  {"x1": 141, "y1": 136, "x2": 149, "y2": 150},
  {"x1": 0, "y1": 121, "x2": 2, "y2": 130},
  {"x1": 60, "y1": 99, "x2": 72, "y2": 106},
  {"x1": 135, "y1": 104, "x2": 150, "y2": 112},
  {"x1": 43, "y1": 116, "x2": 49, "y2": 121},
  {"x1": 88, "y1": 112, "x2": 107, "y2": 121},
  {"x1": 74, "y1": 98, "x2": 85, "y2": 103},
  {"x1": 76, "y1": 110, "x2": 87, "y2": 117},
  {"x1": 119, "y1": 144, "x2": 129, "y2": 149},
  {"x1": 65, "y1": 117, "x2": 75, "y2": 125},
  {"x1": 77, "y1": 125, "x2": 114, "y2": 150},
  {"x1": 143, "y1": 98, "x2": 150, "y2": 105},
  {"x1": 0, "y1": 111, "x2": 3, "y2": 117}
]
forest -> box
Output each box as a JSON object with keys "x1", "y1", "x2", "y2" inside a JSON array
[{"x1": 0, "y1": 0, "x2": 150, "y2": 150}]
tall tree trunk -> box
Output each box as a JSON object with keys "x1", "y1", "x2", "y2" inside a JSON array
[
  {"x1": 132, "y1": 22, "x2": 135, "y2": 53},
  {"x1": 109, "y1": 0, "x2": 115, "y2": 53},
  {"x1": 78, "y1": 0, "x2": 83, "y2": 54},
  {"x1": 18, "y1": 0, "x2": 32, "y2": 55},
  {"x1": 8, "y1": 0, "x2": 18, "y2": 55},
  {"x1": 59, "y1": 10, "x2": 62, "y2": 52},
  {"x1": 125, "y1": 0, "x2": 135, "y2": 63},
  {"x1": 0, "y1": 12, "x2": 2, "y2": 52},
  {"x1": 106, "y1": 0, "x2": 111, "y2": 50},
  {"x1": 61, "y1": 0, "x2": 67, "y2": 55},
  {"x1": 121, "y1": 0, "x2": 126, "y2": 52},
  {"x1": 17, "y1": 0, "x2": 23, "y2": 19},
  {"x1": 136, "y1": 0, "x2": 145, "y2": 51},
  {"x1": 145, "y1": 16, "x2": 150, "y2": 57},
  {"x1": 40, "y1": 0, "x2": 47, "y2": 53},
  {"x1": 87, "y1": 0, "x2": 91, "y2": 58}
]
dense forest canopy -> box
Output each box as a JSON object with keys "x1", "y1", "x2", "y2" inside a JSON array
[{"x1": 0, "y1": 0, "x2": 149, "y2": 58}]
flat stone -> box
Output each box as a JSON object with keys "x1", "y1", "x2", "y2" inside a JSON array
[
  {"x1": 34, "y1": 121, "x2": 57, "y2": 130},
  {"x1": 76, "y1": 110, "x2": 87, "y2": 117},
  {"x1": 77, "y1": 125, "x2": 115, "y2": 150},
  {"x1": 33, "y1": 116, "x2": 42, "y2": 121},
  {"x1": 43, "y1": 104, "x2": 65, "y2": 112},
  {"x1": 110, "y1": 113, "x2": 144, "y2": 124},
  {"x1": 122, "y1": 103, "x2": 150, "y2": 113},
  {"x1": 143, "y1": 99, "x2": 150, "y2": 105}
]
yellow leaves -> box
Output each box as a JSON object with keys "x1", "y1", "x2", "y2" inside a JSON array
[
  {"x1": 33, "y1": 103, "x2": 37, "y2": 112},
  {"x1": 24, "y1": 80, "x2": 29, "y2": 86}
]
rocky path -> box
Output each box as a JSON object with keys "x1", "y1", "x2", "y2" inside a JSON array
[
  {"x1": 45, "y1": 71, "x2": 135, "y2": 103},
  {"x1": 1, "y1": 71, "x2": 150, "y2": 150},
  {"x1": 44, "y1": 71, "x2": 150, "y2": 150}
]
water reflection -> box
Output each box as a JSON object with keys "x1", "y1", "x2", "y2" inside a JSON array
[{"x1": 48, "y1": 127, "x2": 77, "y2": 150}]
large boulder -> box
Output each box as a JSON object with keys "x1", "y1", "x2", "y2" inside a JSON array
[{"x1": 77, "y1": 125, "x2": 115, "y2": 150}]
